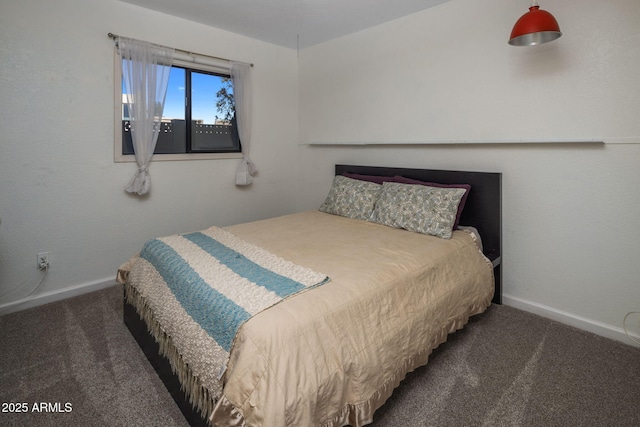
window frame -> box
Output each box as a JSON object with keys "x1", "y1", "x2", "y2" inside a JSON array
[{"x1": 113, "y1": 50, "x2": 243, "y2": 163}]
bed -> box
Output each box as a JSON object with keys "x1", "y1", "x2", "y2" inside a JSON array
[{"x1": 119, "y1": 164, "x2": 502, "y2": 426}]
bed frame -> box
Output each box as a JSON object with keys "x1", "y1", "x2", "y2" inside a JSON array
[{"x1": 124, "y1": 164, "x2": 502, "y2": 427}]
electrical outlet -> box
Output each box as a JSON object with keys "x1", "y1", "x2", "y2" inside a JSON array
[{"x1": 37, "y1": 252, "x2": 50, "y2": 269}]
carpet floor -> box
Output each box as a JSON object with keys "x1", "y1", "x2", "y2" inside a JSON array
[{"x1": 1, "y1": 285, "x2": 639, "y2": 426}]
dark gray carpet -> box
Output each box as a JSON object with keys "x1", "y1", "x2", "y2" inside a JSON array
[
  {"x1": 1, "y1": 285, "x2": 639, "y2": 426},
  {"x1": 372, "y1": 303, "x2": 640, "y2": 426},
  {"x1": 0, "y1": 286, "x2": 188, "y2": 427}
]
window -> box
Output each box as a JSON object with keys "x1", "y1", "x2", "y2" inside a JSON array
[{"x1": 115, "y1": 57, "x2": 242, "y2": 162}]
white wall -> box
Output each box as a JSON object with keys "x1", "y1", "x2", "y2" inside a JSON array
[
  {"x1": 0, "y1": 0, "x2": 299, "y2": 312},
  {"x1": 1, "y1": 0, "x2": 638, "y2": 346},
  {"x1": 297, "y1": 0, "x2": 640, "y2": 344}
]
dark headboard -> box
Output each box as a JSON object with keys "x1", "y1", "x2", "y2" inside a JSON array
[{"x1": 335, "y1": 164, "x2": 502, "y2": 304}]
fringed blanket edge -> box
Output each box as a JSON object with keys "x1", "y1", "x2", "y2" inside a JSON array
[{"x1": 124, "y1": 282, "x2": 217, "y2": 425}]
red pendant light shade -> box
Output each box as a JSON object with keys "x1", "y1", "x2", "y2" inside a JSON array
[{"x1": 509, "y1": 3, "x2": 561, "y2": 46}]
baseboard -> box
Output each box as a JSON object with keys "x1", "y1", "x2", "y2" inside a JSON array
[
  {"x1": 3, "y1": 283, "x2": 638, "y2": 348},
  {"x1": 502, "y1": 294, "x2": 640, "y2": 348},
  {"x1": 0, "y1": 277, "x2": 118, "y2": 316}
]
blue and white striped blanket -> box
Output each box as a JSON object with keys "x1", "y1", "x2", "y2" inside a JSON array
[{"x1": 127, "y1": 226, "x2": 329, "y2": 408}]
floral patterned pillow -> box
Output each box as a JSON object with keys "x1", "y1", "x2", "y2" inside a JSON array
[
  {"x1": 372, "y1": 182, "x2": 467, "y2": 239},
  {"x1": 319, "y1": 175, "x2": 382, "y2": 220}
]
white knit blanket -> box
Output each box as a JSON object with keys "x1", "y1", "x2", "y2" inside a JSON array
[{"x1": 125, "y1": 226, "x2": 329, "y2": 416}]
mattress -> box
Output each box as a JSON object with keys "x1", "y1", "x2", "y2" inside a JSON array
[{"x1": 124, "y1": 210, "x2": 494, "y2": 426}]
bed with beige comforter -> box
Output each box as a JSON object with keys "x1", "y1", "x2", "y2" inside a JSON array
[{"x1": 123, "y1": 209, "x2": 493, "y2": 426}]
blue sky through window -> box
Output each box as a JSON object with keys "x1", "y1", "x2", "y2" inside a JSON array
[
  {"x1": 164, "y1": 69, "x2": 232, "y2": 124},
  {"x1": 123, "y1": 66, "x2": 232, "y2": 124}
]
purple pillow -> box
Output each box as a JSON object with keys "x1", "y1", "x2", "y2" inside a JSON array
[
  {"x1": 392, "y1": 176, "x2": 471, "y2": 230},
  {"x1": 342, "y1": 172, "x2": 395, "y2": 185}
]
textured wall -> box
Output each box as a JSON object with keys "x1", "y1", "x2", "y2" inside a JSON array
[
  {"x1": 2, "y1": 0, "x2": 639, "y2": 345},
  {"x1": 0, "y1": 0, "x2": 300, "y2": 310},
  {"x1": 297, "y1": 0, "x2": 640, "y2": 343}
]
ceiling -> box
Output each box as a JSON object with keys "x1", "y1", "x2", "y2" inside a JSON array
[{"x1": 119, "y1": 0, "x2": 452, "y2": 49}]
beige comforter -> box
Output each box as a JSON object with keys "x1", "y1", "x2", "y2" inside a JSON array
[{"x1": 207, "y1": 210, "x2": 494, "y2": 426}]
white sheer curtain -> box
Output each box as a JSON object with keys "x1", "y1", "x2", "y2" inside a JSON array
[
  {"x1": 231, "y1": 61, "x2": 257, "y2": 186},
  {"x1": 118, "y1": 37, "x2": 174, "y2": 195}
]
